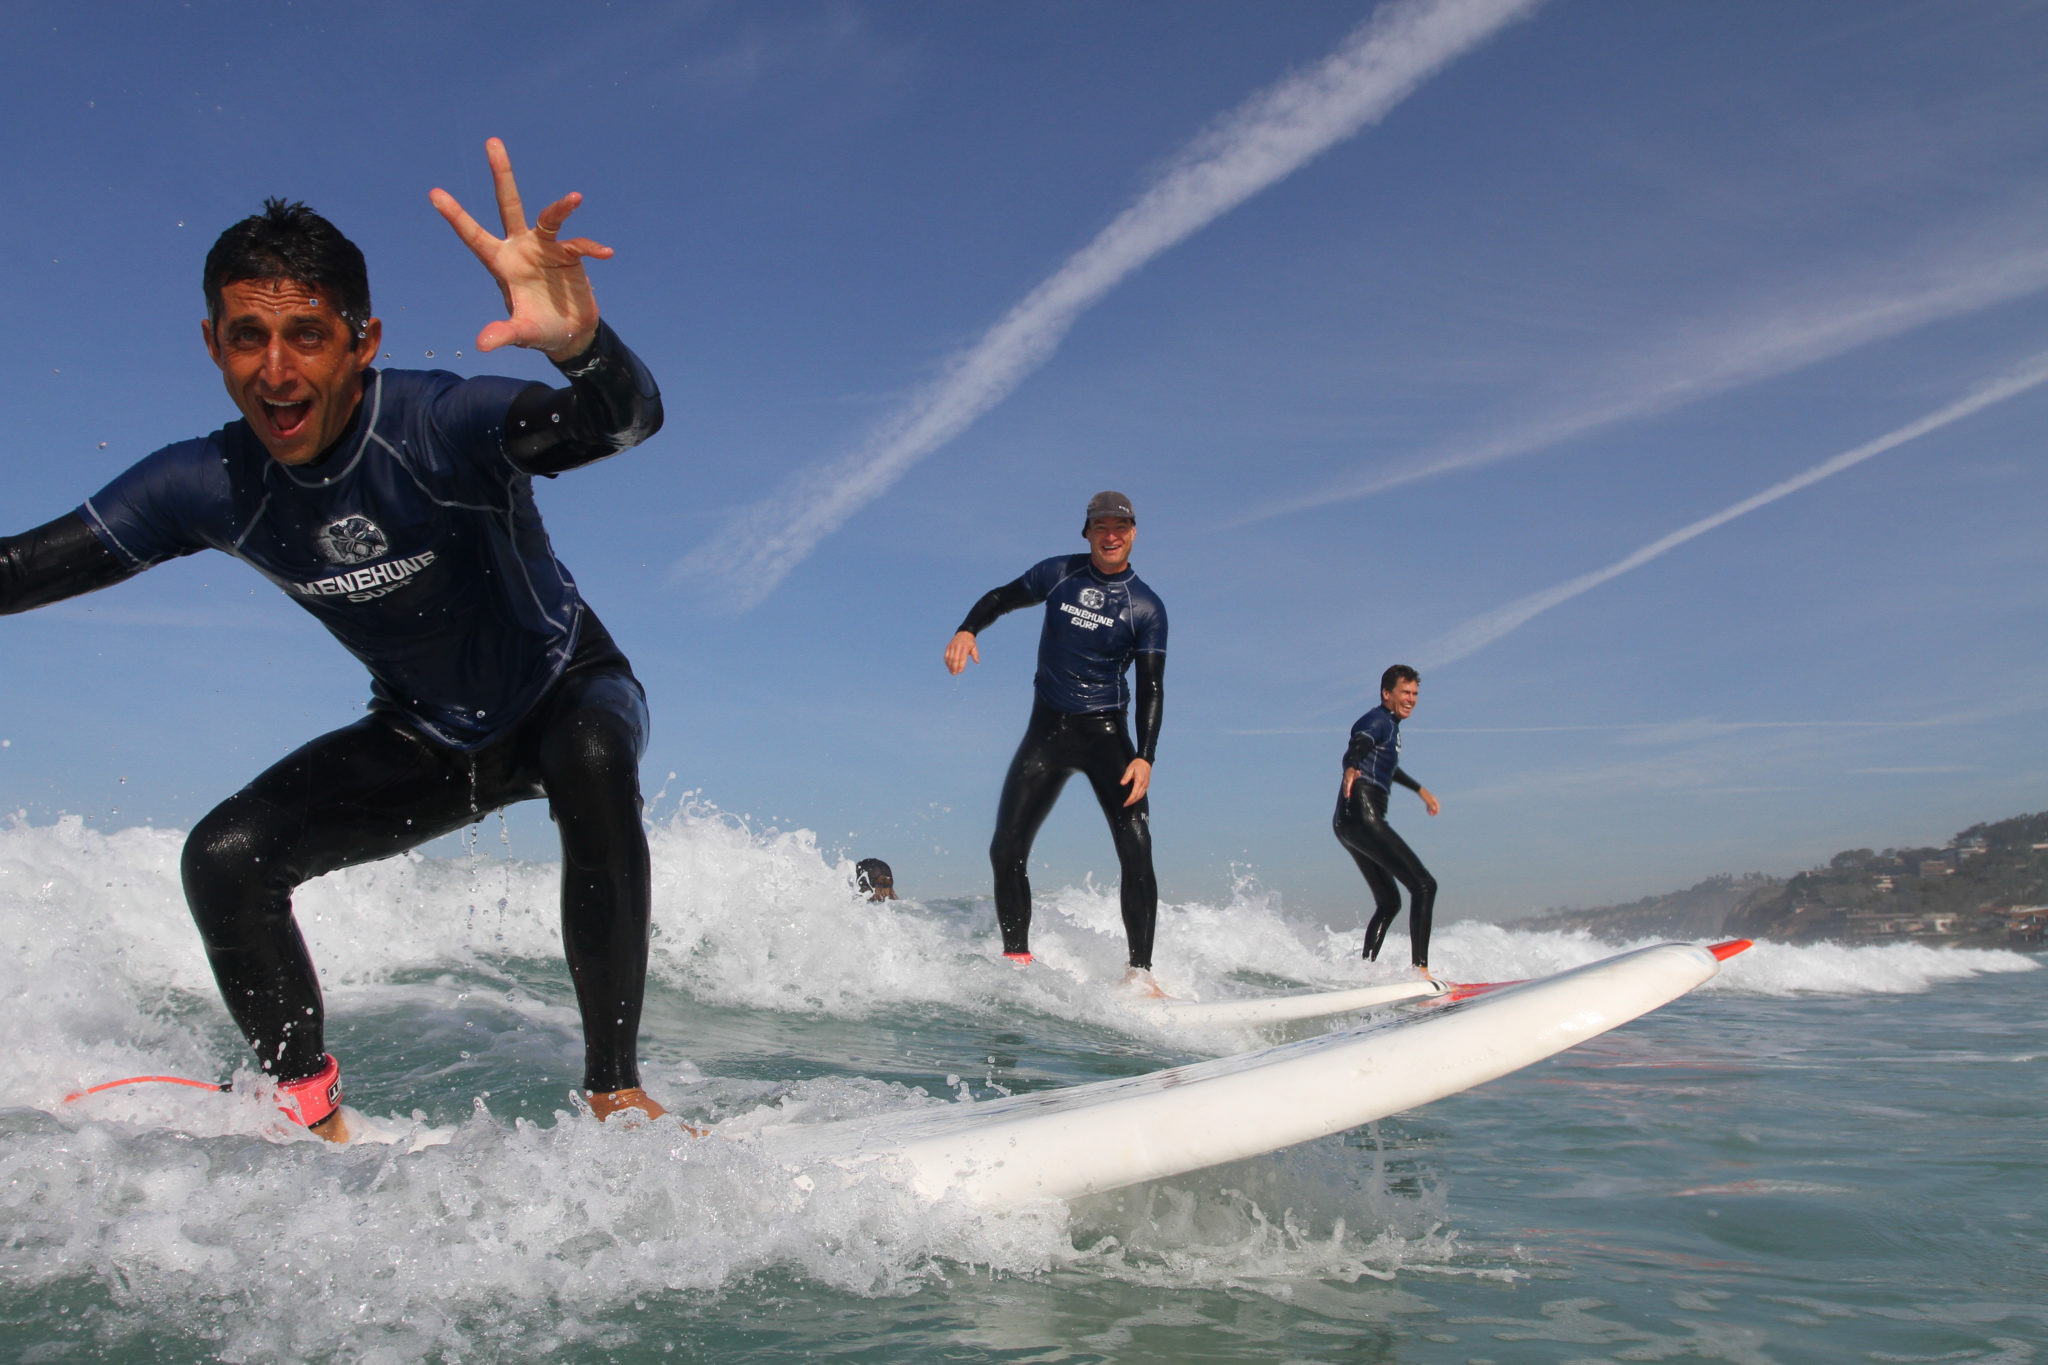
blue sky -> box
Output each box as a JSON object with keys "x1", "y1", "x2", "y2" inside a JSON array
[{"x1": 2, "y1": 0, "x2": 2044, "y2": 923}]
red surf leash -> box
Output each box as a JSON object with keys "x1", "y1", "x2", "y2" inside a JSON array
[
  {"x1": 63, "y1": 1075, "x2": 229, "y2": 1102},
  {"x1": 62, "y1": 1053, "x2": 343, "y2": 1128}
]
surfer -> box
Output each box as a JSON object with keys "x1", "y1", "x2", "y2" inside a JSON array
[
  {"x1": 944, "y1": 492, "x2": 1167, "y2": 992},
  {"x1": 1335, "y1": 665, "x2": 1441, "y2": 976},
  {"x1": 0, "y1": 140, "x2": 676, "y2": 1141}
]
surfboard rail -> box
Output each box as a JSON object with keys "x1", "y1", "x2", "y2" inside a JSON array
[{"x1": 759, "y1": 940, "x2": 1739, "y2": 1206}]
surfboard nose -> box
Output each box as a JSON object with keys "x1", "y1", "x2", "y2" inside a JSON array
[{"x1": 1707, "y1": 939, "x2": 1753, "y2": 960}]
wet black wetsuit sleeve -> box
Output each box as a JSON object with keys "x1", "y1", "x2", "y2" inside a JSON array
[
  {"x1": 957, "y1": 577, "x2": 1038, "y2": 636},
  {"x1": 1391, "y1": 767, "x2": 1421, "y2": 793},
  {"x1": 1134, "y1": 652, "x2": 1163, "y2": 763},
  {"x1": 1341, "y1": 730, "x2": 1378, "y2": 773},
  {"x1": 503, "y1": 320, "x2": 664, "y2": 476},
  {"x1": 0, "y1": 513, "x2": 137, "y2": 615}
]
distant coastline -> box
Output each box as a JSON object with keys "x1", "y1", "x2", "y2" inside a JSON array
[{"x1": 1516, "y1": 811, "x2": 2048, "y2": 949}]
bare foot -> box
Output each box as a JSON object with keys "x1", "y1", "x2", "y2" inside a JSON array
[
  {"x1": 308, "y1": 1108, "x2": 350, "y2": 1144},
  {"x1": 1413, "y1": 964, "x2": 1438, "y2": 983},
  {"x1": 1121, "y1": 967, "x2": 1168, "y2": 999},
  {"x1": 589, "y1": 1087, "x2": 706, "y2": 1137}
]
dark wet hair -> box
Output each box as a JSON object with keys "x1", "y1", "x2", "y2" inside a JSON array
[
  {"x1": 1380, "y1": 664, "x2": 1419, "y2": 695},
  {"x1": 855, "y1": 858, "x2": 895, "y2": 898},
  {"x1": 204, "y1": 198, "x2": 371, "y2": 332}
]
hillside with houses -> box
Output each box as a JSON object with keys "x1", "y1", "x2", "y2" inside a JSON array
[{"x1": 1519, "y1": 811, "x2": 2048, "y2": 948}]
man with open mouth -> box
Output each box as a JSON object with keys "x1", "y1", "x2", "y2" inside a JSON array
[{"x1": 0, "y1": 140, "x2": 678, "y2": 1140}]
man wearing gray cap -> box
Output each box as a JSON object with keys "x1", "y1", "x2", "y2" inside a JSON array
[{"x1": 944, "y1": 492, "x2": 1168, "y2": 991}]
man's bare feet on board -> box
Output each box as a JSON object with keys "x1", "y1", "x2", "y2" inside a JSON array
[
  {"x1": 589, "y1": 1087, "x2": 707, "y2": 1136},
  {"x1": 1121, "y1": 967, "x2": 1169, "y2": 999}
]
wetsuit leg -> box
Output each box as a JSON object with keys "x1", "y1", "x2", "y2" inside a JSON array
[
  {"x1": 988, "y1": 702, "x2": 1076, "y2": 956},
  {"x1": 1332, "y1": 786, "x2": 1437, "y2": 967},
  {"x1": 1074, "y1": 713, "x2": 1158, "y2": 970},
  {"x1": 1335, "y1": 811, "x2": 1405, "y2": 959},
  {"x1": 182, "y1": 718, "x2": 506, "y2": 1082},
  {"x1": 528, "y1": 666, "x2": 651, "y2": 1094}
]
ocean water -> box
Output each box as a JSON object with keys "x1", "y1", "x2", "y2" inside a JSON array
[{"x1": 1, "y1": 806, "x2": 2041, "y2": 1364}]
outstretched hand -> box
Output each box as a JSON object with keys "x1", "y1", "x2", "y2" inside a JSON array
[
  {"x1": 944, "y1": 630, "x2": 981, "y2": 675},
  {"x1": 429, "y1": 138, "x2": 613, "y2": 363}
]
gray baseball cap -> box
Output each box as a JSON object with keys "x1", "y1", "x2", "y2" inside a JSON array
[{"x1": 1084, "y1": 490, "x2": 1136, "y2": 526}]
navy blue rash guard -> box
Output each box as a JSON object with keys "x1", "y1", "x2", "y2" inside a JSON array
[
  {"x1": 1005, "y1": 554, "x2": 1167, "y2": 713},
  {"x1": 80, "y1": 367, "x2": 587, "y2": 749},
  {"x1": 1343, "y1": 704, "x2": 1421, "y2": 795}
]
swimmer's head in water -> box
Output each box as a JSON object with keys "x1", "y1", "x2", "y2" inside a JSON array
[
  {"x1": 855, "y1": 858, "x2": 896, "y2": 901},
  {"x1": 201, "y1": 201, "x2": 382, "y2": 467}
]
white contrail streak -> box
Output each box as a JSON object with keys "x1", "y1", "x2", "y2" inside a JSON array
[
  {"x1": 1413, "y1": 352, "x2": 2048, "y2": 669},
  {"x1": 1235, "y1": 241, "x2": 2048, "y2": 526},
  {"x1": 677, "y1": 0, "x2": 1543, "y2": 609}
]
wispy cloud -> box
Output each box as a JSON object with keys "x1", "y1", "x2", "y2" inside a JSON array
[
  {"x1": 1413, "y1": 351, "x2": 2048, "y2": 668},
  {"x1": 675, "y1": 0, "x2": 1544, "y2": 609},
  {"x1": 1233, "y1": 238, "x2": 2048, "y2": 525}
]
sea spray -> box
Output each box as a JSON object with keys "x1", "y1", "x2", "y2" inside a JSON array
[{"x1": 1, "y1": 810, "x2": 2038, "y2": 1362}]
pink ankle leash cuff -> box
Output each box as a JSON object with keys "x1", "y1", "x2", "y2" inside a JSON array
[{"x1": 276, "y1": 1055, "x2": 342, "y2": 1127}]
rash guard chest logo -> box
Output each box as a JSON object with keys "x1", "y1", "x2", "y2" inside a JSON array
[
  {"x1": 317, "y1": 515, "x2": 389, "y2": 565},
  {"x1": 297, "y1": 516, "x2": 435, "y2": 604},
  {"x1": 1078, "y1": 587, "x2": 1106, "y2": 610}
]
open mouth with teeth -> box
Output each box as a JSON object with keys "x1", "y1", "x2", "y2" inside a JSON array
[{"x1": 261, "y1": 396, "x2": 314, "y2": 441}]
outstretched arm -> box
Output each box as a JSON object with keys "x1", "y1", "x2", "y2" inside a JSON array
[
  {"x1": 1391, "y1": 767, "x2": 1439, "y2": 815},
  {"x1": 502, "y1": 323, "x2": 663, "y2": 476},
  {"x1": 945, "y1": 577, "x2": 1038, "y2": 675},
  {"x1": 1, "y1": 514, "x2": 136, "y2": 616},
  {"x1": 430, "y1": 137, "x2": 613, "y2": 363}
]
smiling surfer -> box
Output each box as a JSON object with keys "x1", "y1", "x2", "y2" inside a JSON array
[
  {"x1": 1336, "y1": 665, "x2": 1442, "y2": 977},
  {"x1": 0, "y1": 140, "x2": 677, "y2": 1140},
  {"x1": 944, "y1": 492, "x2": 1168, "y2": 993}
]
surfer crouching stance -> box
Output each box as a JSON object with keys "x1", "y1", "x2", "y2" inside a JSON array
[
  {"x1": 944, "y1": 493, "x2": 1168, "y2": 992},
  {"x1": 1335, "y1": 665, "x2": 1441, "y2": 975},
  {"x1": 0, "y1": 141, "x2": 675, "y2": 1141}
]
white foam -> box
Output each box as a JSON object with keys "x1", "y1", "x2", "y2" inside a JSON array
[
  {"x1": 5, "y1": 808, "x2": 2034, "y2": 1118},
  {"x1": 0, "y1": 809, "x2": 1465, "y2": 1354},
  {"x1": 7, "y1": 806, "x2": 2025, "y2": 1355}
]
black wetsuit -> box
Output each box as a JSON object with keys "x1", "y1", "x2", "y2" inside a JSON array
[
  {"x1": 959, "y1": 554, "x2": 1166, "y2": 967},
  {"x1": 1, "y1": 322, "x2": 663, "y2": 1092},
  {"x1": 1332, "y1": 705, "x2": 1435, "y2": 967}
]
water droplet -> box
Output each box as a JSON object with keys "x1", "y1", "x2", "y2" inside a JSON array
[
  {"x1": 551, "y1": 412, "x2": 561, "y2": 423},
  {"x1": 425, "y1": 350, "x2": 435, "y2": 358},
  {"x1": 97, "y1": 441, "x2": 107, "y2": 449},
  {"x1": 455, "y1": 351, "x2": 463, "y2": 358},
  {"x1": 176, "y1": 220, "x2": 184, "y2": 227}
]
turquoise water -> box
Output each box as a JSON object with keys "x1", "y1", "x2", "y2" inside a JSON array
[{"x1": 1, "y1": 810, "x2": 2040, "y2": 1362}]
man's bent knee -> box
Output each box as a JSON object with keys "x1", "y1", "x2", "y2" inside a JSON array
[{"x1": 182, "y1": 799, "x2": 296, "y2": 921}]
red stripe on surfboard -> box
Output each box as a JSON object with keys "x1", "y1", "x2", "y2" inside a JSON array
[
  {"x1": 63, "y1": 1075, "x2": 230, "y2": 1104},
  {"x1": 1440, "y1": 939, "x2": 1748, "y2": 1002},
  {"x1": 1442, "y1": 979, "x2": 1524, "y2": 1002}
]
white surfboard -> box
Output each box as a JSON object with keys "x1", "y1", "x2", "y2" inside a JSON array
[
  {"x1": 1130, "y1": 976, "x2": 1446, "y2": 1027},
  {"x1": 759, "y1": 940, "x2": 1746, "y2": 1206}
]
